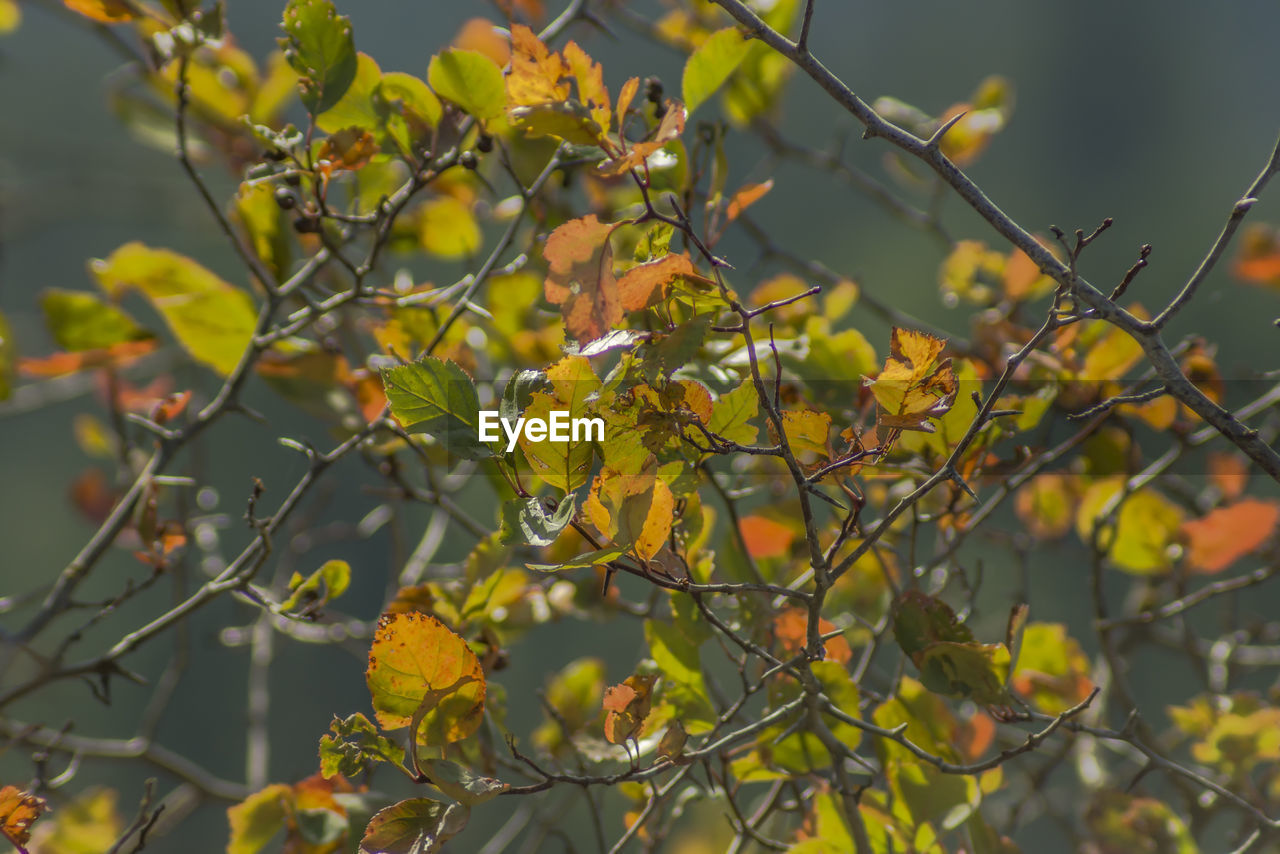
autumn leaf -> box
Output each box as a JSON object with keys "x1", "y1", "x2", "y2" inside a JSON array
[
  {"x1": 725, "y1": 179, "x2": 773, "y2": 222},
  {"x1": 1181, "y1": 499, "x2": 1280, "y2": 574},
  {"x1": 738, "y1": 515, "x2": 795, "y2": 559},
  {"x1": 63, "y1": 0, "x2": 134, "y2": 23},
  {"x1": 0, "y1": 785, "x2": 48, "y2": 853},
  {"x1": 617, "y1": 252, "x2": 712, "y2": 312},
  {"x1": 773, "y1": 607, "x2": 853, "y2": 665},
  {"x1": 599, "y1": 101, "x2": 687, "y2": 176},
  {"x1": 1233, "y1": 223, "x2": 1280, "y2": 286},
  {"x1": 603, "y1": 673, "x2": 657, "y2": 744},
  {"x1": 868, "y1": 327, "x2": 957, "y2": 433},
  {"x1": 318, "y1": 126, "x2": 378, "y2": 170},
  {"x1": 543, "y1": 215, "x2": 621, "y2": 342},
  {"x1": 506, "y1": 24, "x2": 569, "y2": 108},
  {"x1": 366, "y1": 612, "x2": 486, "y2": 745}
]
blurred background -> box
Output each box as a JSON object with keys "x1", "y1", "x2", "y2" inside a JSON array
[{"x1": 1, "y1": 0, "x2": 1279, "y2": 850}]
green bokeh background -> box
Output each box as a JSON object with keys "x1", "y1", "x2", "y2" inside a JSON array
[{"x1": 2, "y1": 0, "x2": 1279, "y2": 850}]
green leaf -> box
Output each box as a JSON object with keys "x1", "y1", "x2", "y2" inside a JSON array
[
  {"x1": 501, "y1": 496, "x2": 576, "y2": 548},
  {"x1": 91, "y1": 242, "x2": 257, "y2": 376},
  {"x1": 526, "y1": 546, "x2": 626, "y2": 572},
  {"x1": 708, "y1": 382, "x2": 759, "y2": 445},
  {"x1": 279, "y1": 0, "x2": 357, "y2": 115},
  {"x1": 916, "y1": 641, "x2": 1012, "y2": 706},
  {"x1": 683, "y1": 28, "x2": 753, "y2": 116},
  {"x1": 382, "y1": 356, "x2": 492, "y2": 460},
  {"x1": 315, "y1": 51, "x2": 382, "y2": 134},
  {"x1": 644, "y1": 619, "x2": 716, "y2": 730},
  {"x1": 359, "y1": 798, "x2": 469, "y2": 854},
  {"x1": 427, "y1": 49, "x2": 505, "y2": 122},
  {"x1": 420, "y1": 759, "x2": 509, "y2": 806},
  {"x1": 0, "y1": 310, "x2": 16, "y2": 401},
  {"x1": 41, "y1": 289, "x2": 150, "y2": 352},
  {"x1": 226, "y1": 785, "x2": 291, "y2": 854},
  {"x1": 500, "y1": 369, "x2": 549, "y2": 424},
  {"x1": 517, "y1": 392, "x2": 595, "y2": 493},
  {"x1": 318, "y1": 713, "x2": 405, "y2": 780},
  {"x1": 377, "y1": 71, "x2": 441, "y2": 156},
  {"x1": 280, "y1": 559, "x2": 350, "y2": 615},
  {"x1": 892, "y1": 591, "x2": 974, "y2": 655}
]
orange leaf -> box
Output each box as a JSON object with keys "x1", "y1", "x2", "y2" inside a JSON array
[
  {"x1": 599, "y1": 100, "x2": 686, "y2": 176},
  {"x1": 725, "y1": 179, "x2": 773, "y2": 222},
  {"x1": 772, "y1": 607, "x2": 852, "y2": 665},
  {"x1": 151, "y1": 390, "x2": 192, "y2": 425},
  {"x1": 318, "y1": 127, "x2": 379, "y2": 171},
  {"x1": 63, "y1": 0, "x2": 135, "y2": 23},
  {"x1": 454, "y1": 17, "x2": 510, "y2": 67},
  {"x1": 506, "y1": 24, "x2": 569, "y2": 108},
  {"x1": 0, "y1": 785, "x2": 48, "y2": 852},
  {"x1": 738, "y1": 515, "x2": 794, "y2": 559},
  {"x1": 1233, "y1": 223, "x2": 1280, "y2": 286},
  {"x1": 543, "y1": 215, "x2": 621, "y2": 342},
  {"x1": 602, "y1": 674, "x2": 656, "y2": 744},
  {"x1": 18, "y1": 339, "x2": 157, "y2": 378},
  {"x1": 1208, "y1": 453, "x2": 1248, "y2": 500},
  {"x1": 617, "y1": 253, "x2": 709, "y2": 311},
  {"x1": 1182, "y1": 499, "x2": 1280, "y2": 574},
  {"x1": 562, "y1": 41, "x2": 610, "y2": 137}
]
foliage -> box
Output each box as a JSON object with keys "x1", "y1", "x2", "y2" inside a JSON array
[{"x1": 2, "y1": 1, "x2": 1280, "y2": 852}]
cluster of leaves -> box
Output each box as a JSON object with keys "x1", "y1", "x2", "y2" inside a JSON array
[{"x1": 3, "y1": 1, "x2": 1280, "y2": 853}]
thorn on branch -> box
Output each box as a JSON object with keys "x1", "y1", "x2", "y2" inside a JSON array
[{"x1": 925, "y1": 110, "x2": 968, "y2": 151}]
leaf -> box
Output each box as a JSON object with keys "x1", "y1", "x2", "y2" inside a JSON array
[
  {"x1": 0, "y1": 785, "x2": 48, "y2": 852},
  {"x1": 502, "y1": 496, "x2": 576, "y2": 547},
  {"x1": 517, "y1": 392, "x2": 595, "y2": 493},
  {"x1": 377, "y1": 72, "x2": 442, "y2": 155},
  {"x1": 279, "y1": 0, "x2": 357, "y2": 115},
  {"x1": 526, "y1": 547, "x2": 626, "y2": 572},
  {"x1": 773, "y1": 607, "x2": 853, "y2": 665},
  {"x1": 645, "y1": 619, "x2": 716, "y2": 729},
  {"x1": 892, "y1": 591, "x2": 975, "y2": 655},
  {"x1": 738, "y1": 515, "x2": 794, "y2": 559},
  {"x1": 63, "y1": 0, "x2": 134, "y2": 23},
  {"x1": 1181, "y1": 499, "x2": 1280, "y2": 574},
  {"x1": 1076, "y1": 479, "x2": 1184, "y2": 574},
  {"x1": 916, "y1": 641, "x2": 1013, "y2": 707},
  {"x1": 428, "y1": 49, "x2": 505, "y2": 122},
  {"x1": 318, "y1": 126, "x2": 378, "y2": 171},
  {"x1": 359, "y1": 798, "x2": 469, "y2": 854},
  {"x1": 91, "y1": 243, "x2": 257, "y2": 377},
  {"x1": 41, "y1": 290, "x2": 150, "y2": 352},
  {"x1": 657, "y1": 720, "x2": 688, "y2": 760},
  {"x1": 599, "y1": 101, "x2": 687, "y2": 176},
  {"x1": 381, "y1": 356, "x2": 492, "y2": 460},
  {"x1": 227, "y1": 785, "x2": 291, "y2": 854},
  {"x1": 617, "y1": 253, "x2": 712, "y2": 311},
  {"x1": 505, "y1": 24, "x2": 569, "y2": 108},
  {"x1": 620, "y1": 476, "x2": 674, "y2": 561},
  {"x1": 868, "y1": 327, "x2": 957, "y2": 432},
  {"x1": 683, "y1": 28, "x2": 753, "y2": 116},
  {"x1": 419, "y1": 196, "x2": 481, "y2": 259},
  {"x1": 1011, "y1": 623, "x2": 1094, "y2": 716},
  {"x1": 562, "y1": 41, "x2": 611, "y2": 138},
  {"x1": 542, "y1": 215, "x2": 620, "y2": 343},
  {"x1": 26, "y1": 786, "x2": 121, "y2": 854},
  {"x1": 603, "y1": 673, "x2": 657, "y2": 744},
  {"x1": 0, "y1": 311, "x2": 12, "y2": 401},
  {"x1": 708, "y1": 383, "x2": 759, "y2": 445},
  {"x1": 725, "y1": 179, "x2": 773, "y2": 222},
  {"x1": 315, "y1": 52, "x2": 383, "y2": 134},
  {"x1": 366, "y1": 612, "x2": 486, "y2": 745},
  {"x1": 1234, "y1": 223, "x2": 1280, "y2": 286},
  {"x1": 280, "y1": 559, "x2": 351, "y2": 615},
  {"x1": 319, "y1": 713, "x2": 406, "y2": 779},
  {"x1": 420, "y1": 759, "x2": 509, "y2": 806}
]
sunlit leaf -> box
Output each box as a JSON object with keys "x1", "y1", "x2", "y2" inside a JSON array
[
  {"x1": 91, "y1": 243, "x2": 256, "y2": 377},
  {"x1": 428, "y1": 49, "x2": 505, "y2": 122},
  {"x1": 366, "y1": 612, "x2": 486, "y2": 745},
  {"x1": 1076, "y1": 479, "x2": 1184, "y2": 574},
  {"x1": 227, "y1": 785, "x2": 291, "y2": 854},
  {"x1": 0, "y1": 785, "x2": 48, "y2": 853},
  {"x1": 63, "y1": 0, "x2": 134, "y2": 23},
  {"x1": 542, "y1": 215, "x2": 620, "y2": 343},
  {"x1": 603, "y1": 673, "x2": 656, "y2": 744},
  {"x1": 280, "y1": 0, "x2": 357, "y2": 115},
  {"x1": 381, "y1": 356, "x2": 492, "y2": 460},
  {"x1": 682, "y1": 27, "x2": 752, "y2": 116},
  {"x1": 319, "y1": 713, "x2": 406, "y2": 779}
]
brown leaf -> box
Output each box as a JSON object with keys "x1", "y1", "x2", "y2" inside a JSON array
[
  {"x1": 318, "y1": 127, "x2": 378, "y2": 171},
  {"x1": 0, "y1": 785, "x2": 48, "y2": 852},
  {"x1": 543, "y1": 215, "x2": 620, "y2": 342},
  {"x1": 599, "y1": 100, "x2": 686, "y2": 176},
  {"x1": 602, "y1": 674, "x2": 656, "y2": 744}
]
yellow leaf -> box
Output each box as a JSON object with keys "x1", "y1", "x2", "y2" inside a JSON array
[
  {"x1": 420, "y1": 196, "x2": 481, "y2": 259},
  {"x1": 1076, "y1": 479, "x2": 1184, "y2": 574},
  {"x1": 63, "y1": 0, "x2": 135, "y2": 23}
]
